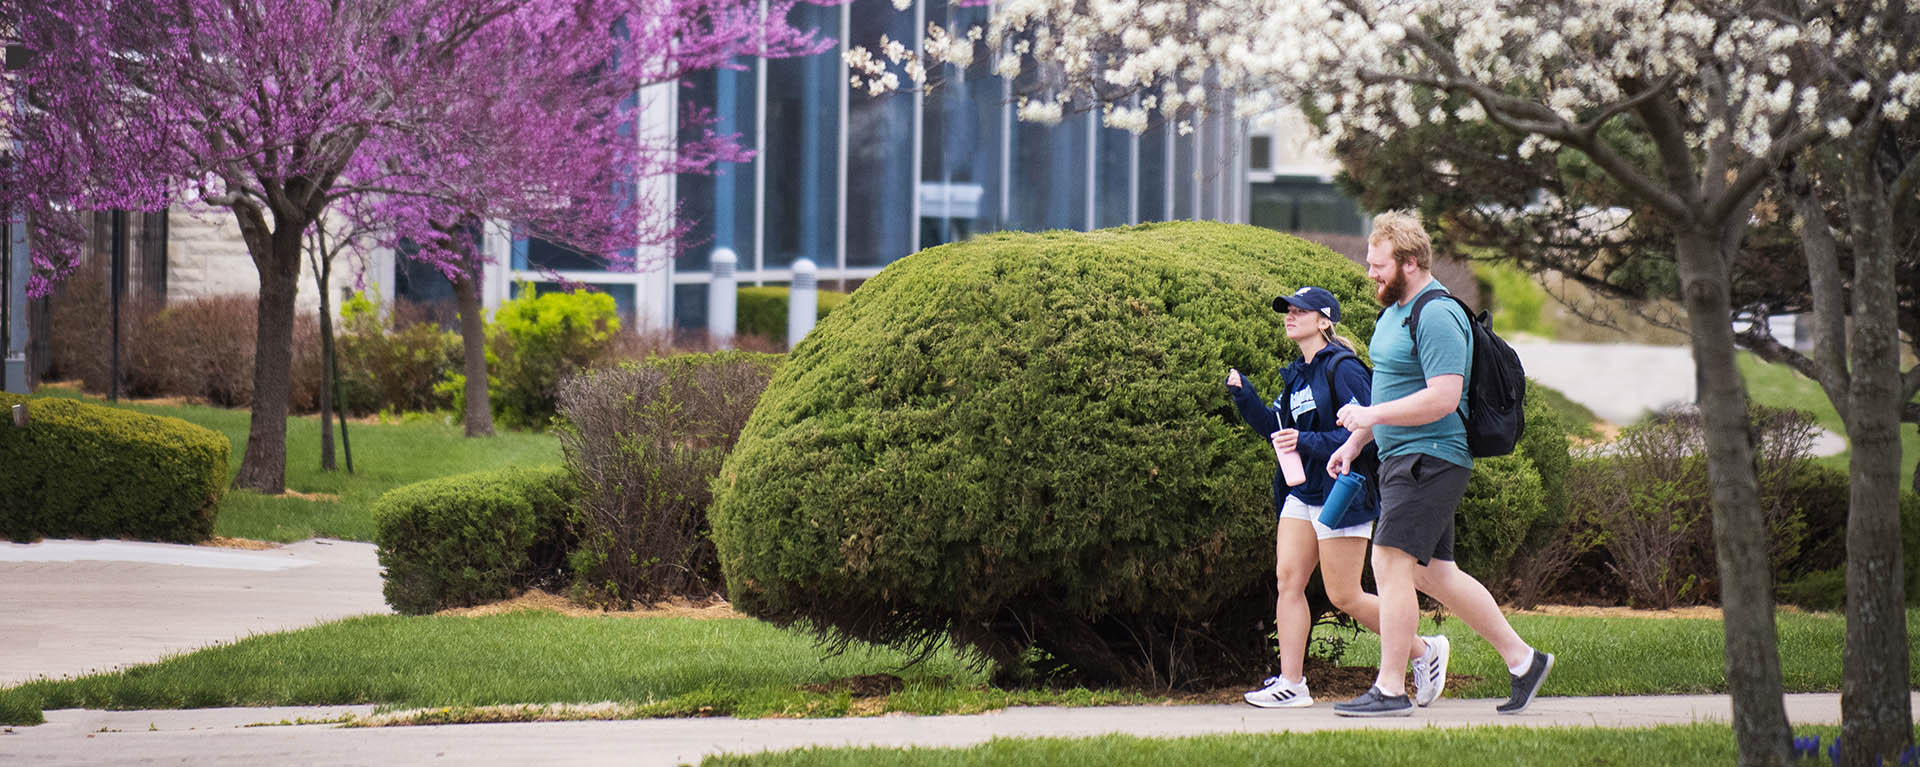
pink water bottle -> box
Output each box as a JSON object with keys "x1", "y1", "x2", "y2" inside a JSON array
[{"x1": 1273, "y1": 431, "x2": 1306, "y2": 487}]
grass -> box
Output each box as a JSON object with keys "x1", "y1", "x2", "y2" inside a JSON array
[
  {"x1": 1735, "y1": 352, "x2": 1919, "y2": 490},
  {"x1": 29, "y1": 384, "x2": 560, "y2": 541},
  {"x1": 0, "y1": 613, "x2": 1152, "y2": 726},
  {"x1": 5, "y1": 608, "x2": 1916, "y2": 727},
  {"x1": 700, "y1": 723, "x2": 1902, "y2": 766},
  {"x1": 1527, "y1": 381, "x2": 1600, "y2": 441}
]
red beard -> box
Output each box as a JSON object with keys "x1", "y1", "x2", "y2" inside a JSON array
[{"x1": 1375, "y1": 266, "x2": 1411, "y2": 306}]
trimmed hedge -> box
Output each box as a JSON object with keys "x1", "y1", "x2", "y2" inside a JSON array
[
  {"x1": 737, "y1": 285, "x2": 851, "y2": 344},
  {"x1": 709, "y1": 221, "x2": 1383, "y2": 689},
  {"x1": 0, "y1": 393, "x2": 226, "y2": 543},
  {"x1": 373, "y1": 465, "x2": 577, "y2": 615}
]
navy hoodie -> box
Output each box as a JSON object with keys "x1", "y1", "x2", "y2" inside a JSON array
[{"x1": 1227, "y1": 345, "x2": 1380, "y2": 525}]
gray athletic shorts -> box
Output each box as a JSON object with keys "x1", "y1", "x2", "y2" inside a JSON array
[{"x1": 1371, "y1": 453, "x2": 1471, "y2": 566}]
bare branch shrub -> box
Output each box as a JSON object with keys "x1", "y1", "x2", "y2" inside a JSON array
[{"x1": 556, "y1": 352, "x2": 780, "y2": 607}]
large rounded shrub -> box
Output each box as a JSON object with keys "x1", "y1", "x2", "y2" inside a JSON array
[
  {"x1": 0, "y1": 393, "x2": 227, "y2": 543},
  {"x1": 708, "y1": 222, "x2": 1380, "y2": 688}
]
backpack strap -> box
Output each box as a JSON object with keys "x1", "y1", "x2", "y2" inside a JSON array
[{"x1": 1400, "y1": 289, "x2": 1469, "y2": 428}]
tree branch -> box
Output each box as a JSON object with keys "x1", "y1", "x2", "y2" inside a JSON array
[{"x1": 1785, "y1": 155, "x2": 1852, "y2": 400}]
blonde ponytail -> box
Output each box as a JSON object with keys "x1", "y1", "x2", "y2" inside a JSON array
[{"x1": 1322, "y1": 327, "x2": 1355, "y2": 351}]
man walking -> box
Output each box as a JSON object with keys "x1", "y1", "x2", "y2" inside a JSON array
[{"x1": 1327, "y1": 211, "x2": 1555, "y2": 717}]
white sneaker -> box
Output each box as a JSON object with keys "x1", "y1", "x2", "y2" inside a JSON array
[
  {"x1": 1243, "y1": 675, "x2": 1314, "y2": 708},
  {"x1": 1411, "y1": 634, "x2": 1451, "y2": 707}
]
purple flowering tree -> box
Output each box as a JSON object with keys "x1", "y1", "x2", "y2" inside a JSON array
[{"x1": 1, "y1": 0, "x2": 827, "y2": 492}]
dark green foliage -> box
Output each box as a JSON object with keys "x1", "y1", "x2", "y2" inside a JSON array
[
  {"x1": 708, "y1": 221, "x2": 1383, "y2": 689},
  {"x1": 373, "y1": 465, "x2": 577, "y2": 615},
  {"x1": 557, "y1": 352, "x2": 781, "y2": 607},
  {"x1": 1466, "y1": 386, "x2": 1574, "y2": 586},
  {"x1": 0, "y1": 393, "x2": 226, "y2": 543},
  {"x1": 737, "y1": 286, "x2": 851, "y2": 345},
  {"x1": 1456, "y1": 452, "x2": 1547, "y2": 581},
  {"x1": 1771, "y1": 465, "x2": 1920, "y2": 611}
]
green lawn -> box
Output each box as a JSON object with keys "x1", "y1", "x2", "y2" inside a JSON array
[
  {"x1": 701, "y1": 723, "x2": 1891, "y2": 767},
  {"x1": 30, "y1": 385, "x2": 560, "y2": 542},
  {"x1": 5, "y1": 609, "x2": 1914, "y2": 727},
  {"x1": 1736, "y1": 353, "x2": 1919, "y2": 490}
]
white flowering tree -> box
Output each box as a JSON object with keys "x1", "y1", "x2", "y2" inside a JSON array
[{"x1": 851, "y1": 2, "x2": 1915, "y2": 764}]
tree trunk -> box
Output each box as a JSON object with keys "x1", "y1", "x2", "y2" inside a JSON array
[
  {"x1": 234, "y1": 224, "x2": 303, "y2": 494},
  {"x1": 1837, "y1": 134, "x2": 1913, "y2": 767},
  {"x1": 317, "y1": 278, "x2": 337, "y2": 471},
  {"x1": 314, "y1": 249, "x2": 337, "y2": 470},
  {"x1": 1674, "y1": 230, "x2": 1792, "y2": 767},
  {"x1": 454, "y1": 263, "x2": 493, "y2": 438}
]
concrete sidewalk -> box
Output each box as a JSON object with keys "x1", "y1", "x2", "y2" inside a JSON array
[
  {"x1": 1, "y1": 693, "x2": 1900, "y2": 766},
  {"x1": 0, "y1": 538, "x2": 389, "y2": 684}
]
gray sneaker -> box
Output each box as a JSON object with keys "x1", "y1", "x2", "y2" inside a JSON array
[
  {"x1": 1411, "y1": 634, "x2": 1451, "y2": 707},
  {"x1": 1496, "y1": 650, "x2": 1555, "y2": 715},
  {"x1": 1333, "y1": 686, "x2": 1414, "y2": 718}
]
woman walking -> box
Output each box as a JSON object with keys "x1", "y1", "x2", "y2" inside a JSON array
[{"x1": 1226, "y1": 286, "x2": 1448, "y2": 708}]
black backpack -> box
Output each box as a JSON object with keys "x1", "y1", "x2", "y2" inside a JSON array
[
  {"x1": 1281, "y1": 346, "x2": 1382, "y2": 491},
  {"x1": 1400, "y1": 290, "x2": 1527, "y2": 458}
]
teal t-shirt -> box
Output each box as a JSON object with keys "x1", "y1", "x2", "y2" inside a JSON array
[{"x1": 1369, "y1": 279, "x2": 1473, "y2": 469}]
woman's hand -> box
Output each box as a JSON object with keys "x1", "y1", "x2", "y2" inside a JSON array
[
  {"x1": 1327, "y1": 440, "x2": 1359, "y2": 476},
  {"x1": 1269, "y1": 428, "x2": 1299, "y2": 453},
  {"x1": 1226, "y1": 368, "x2": 1242, "y2": 389}
]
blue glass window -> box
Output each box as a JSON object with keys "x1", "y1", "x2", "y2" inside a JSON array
[
  {"x1": 1094, "y1": 121, "x2": 1133, "y2": 228},
  {"x1": 1136, "y1": 120, "x2": 1170, "y2": 222},
  {"x1": 846, "y1": 0, "x2": 915, "y2": 267},
  {"x1": 764, "y1": 1, "x2": 841, "y2": 270},
  {"x1": 919, "y1": 0, "x2": 1001, "y2": 248},
  {"x1": 676, "y1": 62, "x2": 759, "y2": 273},
  {"x1": 1007, "y1": 95, "x2": 1089, "y2": 231}
]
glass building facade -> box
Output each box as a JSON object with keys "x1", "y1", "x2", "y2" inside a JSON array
[{"x1": 498, "y1": 0, "x2": 1248, "y2": 331}]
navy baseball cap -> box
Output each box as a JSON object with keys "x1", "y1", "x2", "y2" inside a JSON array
[{"x1": 1273, "y1": 286, "x2": 1341, "y2": 323}]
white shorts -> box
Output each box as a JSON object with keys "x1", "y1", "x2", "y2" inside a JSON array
[{"x1": 1279, "y1": 494, "x2": 1375, "y2": 541}]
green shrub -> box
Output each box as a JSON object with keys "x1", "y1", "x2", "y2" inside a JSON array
[
  {"x1": 556, "y1": 352, "x2": 782, "y2": 607},
  {"x1": 1777, "y1": 567, "x2": 1847, "y2": 612},
  {"x1": 709, "y1": 221, "x2": 1383, "y2": 689},
  {"x1": 0, "y1": 393, "x2": 226, "y2": 543},
  {"x1": 736, "y1": 286, "x2": 852, "y2": 344},
  {"x1": 335, "y1": 292, "x2": 461, "y2": 416},
  {"x1": 1456, "y1": 452, "x2": 1547, "y2": 582},
  {"x1": 486, "y1": 286, "x2": 620, "y2": 429},
  {"x1": 1473, "y1": 386, "x2": 1574, "y2": 580},
  {"x1": 1771, "y1": 464, "x2": 1920, "y2": 611},
  {"x1": 373, "y1": 465, "x2": 577, "y2": 615},
  {"x1": 1560, "y1": 405, "x2": 1817, "y2": 608}
]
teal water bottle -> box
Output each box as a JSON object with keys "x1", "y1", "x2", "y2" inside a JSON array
[{"x1": 1318, "y1": 472, "x2": 1366, "y2": 528}]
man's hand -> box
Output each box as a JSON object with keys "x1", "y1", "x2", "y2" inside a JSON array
[
  {"x1": 1337, "y1": 402, "x2": 1378, "y2": 430},
  {"x1": 1269, "y1": 428, "x2": 1298, "y2": 453},
  {"x1": 1226, "y1": 368, "x2": 1242, "y2": 389}
]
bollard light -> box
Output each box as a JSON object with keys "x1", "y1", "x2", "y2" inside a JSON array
[
  {"x1": 788, "y1": 258, "x2": 817, "y2": 351},
  {"x1": 707, "y1": 247, "x2": 737, "y2": 349}
]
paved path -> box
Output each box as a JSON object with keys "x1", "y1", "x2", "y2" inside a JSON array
[
  {"x1": 1510, "y1": 341, "x2": 1698, "y2": 426},
  {"x1": 1511, "y1": 341, "x2": 1848, "y2": 455},
  {"x1": 0, "y1": 539, "x2": 389, "y2": 685},
  {"x1": 0, "y1": 693, "x2": 1900, "y2": 766}
]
